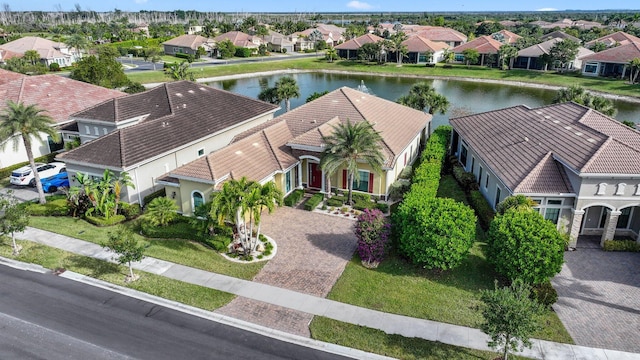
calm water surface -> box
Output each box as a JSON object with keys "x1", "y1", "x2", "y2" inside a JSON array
[{"x1": 208, "y1": 72, "x2": 640, "y2": 129}]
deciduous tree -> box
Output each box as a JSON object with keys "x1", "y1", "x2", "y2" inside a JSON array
[
  {"x1": 0, "y1": 190, "x2": 29, "y2": 255},
  {"x1": 103, "y1": 226, "x2": 145, "y2": 282}
]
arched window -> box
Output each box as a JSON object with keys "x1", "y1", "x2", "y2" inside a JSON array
[
  {"x1": 192, "y1": 191, "x2": 204, "y2": 212},
  {"x1": 596, "y1": 183, "x2": 607, "y2": 196}
]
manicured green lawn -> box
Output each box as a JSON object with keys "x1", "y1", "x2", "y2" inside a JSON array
[
  {"x1": 0, "y1": 239, "x2": 234, "y2": 310},
  {"x1": 324, "y1": 174, "x2": 574, "y2": 344},
  {"x1": 309, "y1": 317, "x2": 530, "y2": 360},
  {"x1": 127, "y1": 57, "x2": 640, "y2": 99},
  {"x1": 27, "y1": 216, "x2": 264, "y2": 280}
]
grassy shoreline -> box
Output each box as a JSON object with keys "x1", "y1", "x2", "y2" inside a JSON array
[{"x1": 127, "y1": 57, "x2": 640, "y2": 100}]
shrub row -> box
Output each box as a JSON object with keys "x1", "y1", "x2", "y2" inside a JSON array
[
  {"x1": 85, "y1": 214, "x2": 126, "y2": 227},
  {"x1": 118, "y1": 203, "x2": 142, "y2": 221},
  {"x1": 603, "y1": 240, "x2": 640, "y2": 252},
  {"x1": 469, "y1": 190, "x2": 495, "y2": 230},
  {"x1": 452, "y1": 164, "x2": 479, "y2": 191},
  {"x1": 325, "y1": 196, "x2": 345, "y2": 207},
  {"x1": 22, "y1": 198, "x2": 69, "y2": 216},
  {"x1": 234, "y1": 47, "x2": 253, "y2": 57},
  {"x1": 143, "y1": 188, "x2": 166, "y2": 206},
  {"x1": 304, "y1": 193, "x2": 324, "y2": 211},
  {"x1": 409, "y1": 126, "x2": 451, "y2": 199},
  {"x1": 284, "y1": 189, "x2": 304, "y2": 207},
  {"x1": 0, "y1": 152, "x2": 59, "y2": 179}
]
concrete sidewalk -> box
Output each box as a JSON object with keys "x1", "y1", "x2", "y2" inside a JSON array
[{"x1": 15, "y1": 227, "x2": 640, "y2": 360}]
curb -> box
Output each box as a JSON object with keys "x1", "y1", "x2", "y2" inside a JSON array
[{"x1": 0, "y1": 256, "x2": 395, "y2": 360}]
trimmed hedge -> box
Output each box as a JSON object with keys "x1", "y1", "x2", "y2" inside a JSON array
[
  {"x1": 375, "y1": 202, "x2": 389, "y2": 213},
  {"x1": 118, "y1": 203, "x2": 142, "y2": 220},
  {"x1": 469, "y1": 190, "x2": 495, "y2": 230},
  {"x1": 325, "y1": 196, "x2": 345, "y2": 207},
  {"x1": 23, "y1": 198, "x2": 69, "y2": 216},
  {"x1": 284, "y1": 189, "x2": 304, "y2": 207},
  {"x1": 85, "y1": 214, "x2": 126, "y2": 227},
  {"x1": 234, "y1": 47, "x2": 253, "y2": 57},
  {"x1": 143, "y1": 188, "x2": 166, "y2": 206},
  {"x1": 603, "y1": 240, "x2": 640, "y2": 252},
  {"x1": 304, "y1": 193, "x2": 324, "y2": 211},
  {"x1": 0, "y1": 152, "x2": 59, "y2": 179},
  {"x1": 452, "y1": 165, "x2": 479, "y2": 191}
]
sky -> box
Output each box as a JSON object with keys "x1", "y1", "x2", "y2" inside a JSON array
[{"x1": 6, "y1": 1, "x2": 639, "y2": 13}]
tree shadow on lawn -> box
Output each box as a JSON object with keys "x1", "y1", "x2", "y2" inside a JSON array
[
  {"x1": 67, "y1": 254, "x2": 121, "y2": 278},
  {"x1": 373, "y1": 243, "x2": 501, "y2": 293}
]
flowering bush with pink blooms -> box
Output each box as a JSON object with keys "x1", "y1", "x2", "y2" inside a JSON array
[{"x1": 354, "y1": 208, "x2": 391, "y2": 268}]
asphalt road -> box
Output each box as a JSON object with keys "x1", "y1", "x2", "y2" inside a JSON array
[{"x1": 0, "y1": 265, "x2": 350, "y2": 360}]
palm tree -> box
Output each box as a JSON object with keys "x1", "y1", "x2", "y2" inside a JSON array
[
  {"x1": 325, "y1": 46, "x2": 338, "y2": 63},
  {"x1": 0, "y1": 101, "x2": 59, "y2": 204},
  {"x1": 628, "y1": 58, "x2": 640, "y2": 84},
  {"x1": 144, "y1": 197, "x2": 179, "y2": 227},
  {"x1": 397, "y1": 82, "x2": 450, "y2": 115},
  {"x1": 164, "y1": 61, "x2": 195, "y2": 81},
  {"x1": 65, "y1": 33, "x2": 89, "y2": 59},
  {"x1": 388, "y1": 32, "x2": 408, "y2": 66},
  {"x1": 275, "y1": 76, "x2": 300, "y2": 112},
  {"x1": 248, "y1": 181, "x2": 283, "y2": 253},
  {"x1": 553, "y1": 84, "x2": 617, "y2": 117},
  {"x1": 320, "y1": 120, "x2": 385, "y2": 205}
]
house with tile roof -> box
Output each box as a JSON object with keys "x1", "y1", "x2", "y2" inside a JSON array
[
  {"x1": 451, "y1": 36, "x2": 503, "y2": 66},
  {"x1": 260, "y1": 30, "x2": 294, "y2": 54},
  {"x1": 335, "y1": 33, "x2": 383, "y2": 60},
  {"x1": 0, "y1": 69, "x2": 125, "y2": 168},
  {"x1": 450, "y1": 102, "x2": 640, "y2": 248},
  {"x1": 0, "y1": 36, "x2": 80, "y2": 67},
  {"x1": 514, "y1": 38, "x2": 593, "y2": 71},
  {"x1": 294, "y1": 24, "x2": 346, "y2": 51},
  {"x1": 161, "y1": 34, "x2": 215, "y2": 57},
  {"x1": 490, "y1": 30, "x2": 522, "y2": 45},
  {"x1": 580, "y1": 41, "x2": 640, "y2": 78},
  {"x1": 58, "y1": 81, "x2": 279, "y2": 205},
  {"x1": 584, "y1": 31, "x2": 640, "y2": 49},
  {"x1": 213, "y1": 31, "x2": 261, "y2": 52},
  {"x1": 401, "y1": 36, "x2": 449, "y2": 64},
  {"x1": 408, "y1": 27, "x2": 467, "y2": 47},
  {"x1": 540, "y1": 31, "x2": 581, "y2": 43},
  {"x1": 158, "y1": 87, "x2": 431, "y2": 216}
]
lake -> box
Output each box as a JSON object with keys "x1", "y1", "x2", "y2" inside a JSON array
[{"x1": 208, "y1": 72, "x2": 640, "y2": 129}]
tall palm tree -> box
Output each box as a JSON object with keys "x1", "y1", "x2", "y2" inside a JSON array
[
  {"x1": 553, "y1": 84, "x2": 617, "y2": 117},
  {"x1": 275, "y1": 76, "x2": 300, "y2": 112},
  {"x1": 320, "y1": 120, "x2": 385, "y2": 205},
  {"x1": 65, "y1": 33, "x2": 89, "y2": 59},
  {"x1": 388, "y1": 32, "x2": 408, "y2": 66},
  {"x1": 0, "y1": 101, "x2": 59, "y2": 204},
  {"x1": 426, "y1": 93, "x2": 450, "y2": 115},
  {"x1": 325, "y1": 46, "x2": 338, "y2": 63},
  {"x1": 629, "y1": 58, "x2": 640, "y2": 84},
  {"x1": 249, "y1": 181, "x2": 283, "y2": 253}
]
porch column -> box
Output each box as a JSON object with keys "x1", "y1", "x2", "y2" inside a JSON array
[
  {"x1": 297, "y1": 162, "x2": 303, "y2": 189},
  {"x1": 600, "y1": 210, "x2": 621, "y2": 247},
  {"x1": 526, "y1": 57, "x2": 531, "y2": 70},
  {"x1": 321, "y1": 170, "x2": 326, "y2": 194},
  {"x1": 568, "y1": 209, "x2": 585, "y2": 249}
]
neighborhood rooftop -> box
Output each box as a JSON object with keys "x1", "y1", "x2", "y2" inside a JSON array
[
  {"x1": 450, "y1": 102, "x2": 640, "y2": 193},
  {"x1": 58, "y1": 81, "x2": 279, "y2": 168}
]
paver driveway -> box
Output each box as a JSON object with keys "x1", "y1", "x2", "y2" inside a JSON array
[
  {"x1": 216, "y1": 206, "x2": 357, "y2": 337},
  {"x1": 551, "y1": 246, "x2": 640, "y2": 353}
]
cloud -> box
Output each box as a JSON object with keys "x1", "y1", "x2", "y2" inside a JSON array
[
  {"x1": 347, "y1": 1, "x2": 373, "y2": 10},
  {"x1": 134, "y1": 0, "x2": 148, "y2": 4},
  {"x1": 536, "y1": 7, "x2": 558, "y2": 11}
]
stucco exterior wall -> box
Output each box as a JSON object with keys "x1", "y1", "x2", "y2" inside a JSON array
[{"x1": 0, "y1": 133, "x2": 54, "y2": 168}]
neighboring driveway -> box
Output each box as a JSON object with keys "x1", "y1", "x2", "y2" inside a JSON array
[
  {"x1": 551, "y1": 248, "x2": 640, "y2": 353},
  {"x1": 215, "y1": 206, "x2": 357, "y2": 337},
  {"x1": 0, "y1": 184, "x2": 41, "y2": 202}
]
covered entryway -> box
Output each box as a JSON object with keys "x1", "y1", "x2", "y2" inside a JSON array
[
  {"x1": 308, "y1": 162, "x2": 322, "y2": 189},
  {"x1": 571, "y1": 205, "x2": 640, "y2": 248}
]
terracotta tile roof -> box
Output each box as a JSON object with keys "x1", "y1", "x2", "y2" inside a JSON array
[
  {"x1": 335, "y1": 34, "x2": 383, "y2": 50},
  {"x1": 0, "y1": 36, "x2": 70, "y2": 60},
  {"x1": 492, "y1": 30, "x2": 522, "y2": 44},
  {"x1": 541, "y1": 31, "x2": 581, "y2": 43},
  {"x1": 58, "y1": 81, "x2": 279, "y2": 168},
  {"x1": 173, "y1": 87, "x2": 430, "y2": 184},
  {"x1": 0, "y1": 72, "x2": 125, "y2": 124},
  {"x1": 0, "y1": 48, "x2": 22, "y2": 62},
  {"x1": 409, "y1": 27, "x2": 467, "y2": 43},
  {"x1": 214, "y1": 31, "x2": 259, "y2": 48},
  {"x1": 402, "y1": 36, "x2": 449, "y2": 53},
  {"x1": 161, "y1": 34, "x2": 213, "y2": 50},
  {"x1": 585, "y1": 31, "x2": 640, "y2": 48},
  {"x1": 579, "y1": 42, "x2": 640, "y2": 64},
  {"x1": 450, "y1": 102, "x2": 640, "y2": 193},
  {"x1": 514, "y1": 152, "x2": 574, "y2": 194},
  {"x1": 518, "y1": 38, "x2": 593, "y2": 59},
  {"x1": 0, "y1": 68, "x2": 26, "y2": 85},
  {"x1": 452, "y1": 36, "x2": 502, "y2": 54}
]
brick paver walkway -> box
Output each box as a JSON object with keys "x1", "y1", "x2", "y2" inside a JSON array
[
  {"x1": 551, "y1": 248, "x2": 640, "y2": 353},
  {"x1": 215, "y1": 206, "x2": 357, "y2": 337}
]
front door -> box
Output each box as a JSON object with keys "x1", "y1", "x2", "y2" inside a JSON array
[{"x1": 309, "y1": 163, "x2": 322, "y2": 189}]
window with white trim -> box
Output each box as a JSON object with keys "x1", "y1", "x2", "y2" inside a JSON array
[
  {"x1": 197, "y1": 148, "x2": 205, "y2": 157},
  {"x1": 596, "y1": 183, "x2": 607, "y2": 195},
  {"x1": 192, "y1": 191, "x2": 204, "y2": 211},
  {"x1": 352, "y1": 170, "x2": 370, "y2": 192}
]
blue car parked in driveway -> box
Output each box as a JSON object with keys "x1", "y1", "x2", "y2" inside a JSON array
[{"x1": 41, "y1": 172, "x2": 69, "y2": 193}]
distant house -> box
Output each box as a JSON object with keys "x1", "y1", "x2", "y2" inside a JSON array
[
  {"x1": 585, "y1": 31, "x2": 640, "y2": 49},
  {"x1": 0, "y1": 69, "x2": 125, "y2": 168},
  {"x1": 58, "y1": 81, "x2": 279, "y2": 205},
  {"x1": 0, "y1": 36, "x2": 80, "y2": 67},
  {"x1": 452, "y1": 36, "x2": 502, "y2": 66},
  {"x1": 0, "y1": 48, "x2": 21, "y2": 64},
  {"x1": 159, "y1": 87, "x2": 431, "y2": 215},
  {"x1": 540, "y1": 31, "x2": 581, "y2": 43},
  {"x1": 409, "y1": 26, "x2": 467, "y2": 47},
  {"x1": 335, "y1": 33, "x2": 383, "y2": 59},
  {"x1": 161, "y1": 34, "x2": 215, "y2": 56},
  {"x1": 214, "y1": 31, "x2": 261, "y2": 51},
  {"x1": 187, "y1": 25, "x2": 203, "y2": 35},
  {"x1": 450, "y1": 102, "x2": 640, "y2": 248},
  {"x1": 294, "y1": 24, "x2": 346, "y2": 51},
  {"x1": 514, "y1": 38, "x2": 593, "y2": 71},
  {"x1": 580, "y1": 42, "x2": 640, "y2": 78},
  {"x1": 260, "y1": 30, "x2": 294, "y2": 53},
  {"x1": 131, "y1": 23, "x2": 149, "y2": 37},
  {"x1": 401, "y1": 36, "x2": 449, "y2": 64},
  {"x1": 490, "y1": 30, "x2": 521, "y2": 45}
]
